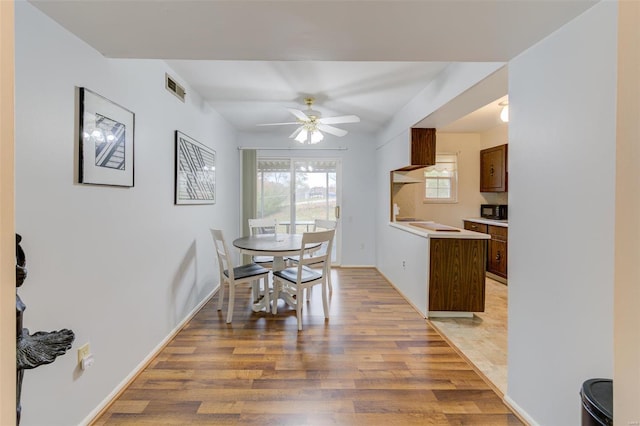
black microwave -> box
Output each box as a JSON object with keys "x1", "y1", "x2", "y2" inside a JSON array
[{"x1": 481, "y1": 204, "x2": 508, "y2": 220}]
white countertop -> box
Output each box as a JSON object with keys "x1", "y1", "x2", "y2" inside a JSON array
[
  {"x1": 390, "y1": 221, "x2": 490, "y2": 239},
  {"x1": 463, "y1": 217, "x2": 509, "y2": 227}
]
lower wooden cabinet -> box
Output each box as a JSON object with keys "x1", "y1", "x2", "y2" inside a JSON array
[
  {"x1": 428, "y1": 238, "x2": 486, "y2": 312},
  {"x1": 487, "y1": 225, "x2": 507, "y2": 279},
  {"x1": 463, "y1": 220, "x2": 508, "y2": 280}
]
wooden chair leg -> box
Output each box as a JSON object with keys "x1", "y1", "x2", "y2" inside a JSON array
[
  {"x1": 218, "y1": 281, "x2": 225, "y2": 311},
  {"x1": 296, "y1": 286, "x2": 304, "y2": 331},
  {"x1": 226, "y1": 284, "x2": 235, "y2": 323},
  {"x1": 271, "y1": 280, "x2": 280, "y2": 314},
  {"x1": 261, "y1": 277, "x2": 270, "y2": 309},
  {"x1": 321, "y1": 280, "x2": 329, "y2": 320}
]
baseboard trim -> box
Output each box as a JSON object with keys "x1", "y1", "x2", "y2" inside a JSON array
[
  {"x1": 375, "y1": 267, "x2": 427, "y2": 318},
  {"x1": 83, "y1": 286, "x2": 218, "y2": 425},
  {"x1": 504, "y1": 394, "x2": 537, "y2": 426},
  {"x1": 336, "y1": 264, "x2": 376, "y2": 268}
]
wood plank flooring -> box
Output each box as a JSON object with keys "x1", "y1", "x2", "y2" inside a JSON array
[{"x1": 93, "y1": 268, "x2": 522, "y2": 425}]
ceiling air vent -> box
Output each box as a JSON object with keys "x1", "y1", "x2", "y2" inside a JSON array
[{"x1": 165, "y1": 73, "x2": 186, "y2": 102}]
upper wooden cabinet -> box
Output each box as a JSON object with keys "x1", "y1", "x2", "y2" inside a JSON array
[
  {"x1": 480, "y1": 144, "x2": 508, "y2": 192},
  {"x1": 411, "y1": 128, "x2": 436, "y2": 166},
  {"x1": 396, "y1": 128, "x2": 436, "y2": 171}
]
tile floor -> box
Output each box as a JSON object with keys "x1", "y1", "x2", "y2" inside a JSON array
[{"x1": 429, "y1": 277, "x2": 508, "y2": 396}]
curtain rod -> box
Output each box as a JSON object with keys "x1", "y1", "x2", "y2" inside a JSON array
[{"x1": 238, "y1": 146, "x2": 348, "y2": 151}]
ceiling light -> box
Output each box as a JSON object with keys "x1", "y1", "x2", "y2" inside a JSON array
[
  {"x1": 499, "y1": 102, "x2": 509, "y2": 123},
  {"x1": 310, "y1": 131, "x2": 324, "y2": 144},
  {"x1": 295, "y1": 129, "x2": 308, "y2": 143}
]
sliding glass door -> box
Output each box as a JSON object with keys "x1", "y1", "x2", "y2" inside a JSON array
[{"x1": 257, "y1": 157, "x2": 341, "y2": 264}]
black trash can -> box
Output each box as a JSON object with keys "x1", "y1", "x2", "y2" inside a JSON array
[{"x1": 581, "y1": 378, "x2": 613, "y2": 426}]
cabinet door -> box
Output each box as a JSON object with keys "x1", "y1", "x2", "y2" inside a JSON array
[
  {"x1": 410, "y1": 128, "x2": 436, "y2": 166},
  {"x1": 488, "y1": 239, "x2": 508, "y2": 278},
  {"x1": 480, "y1": 144, "x2": 508, "y2": 192}
]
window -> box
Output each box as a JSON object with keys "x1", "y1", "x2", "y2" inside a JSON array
[{"x1": 424, "y1": 153, "x2": 458, "y2": 203}]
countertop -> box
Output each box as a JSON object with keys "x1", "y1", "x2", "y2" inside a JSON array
[
  {"x1": 463, "y1": 217, "x2": 509, "y2": 228},
  {"x1": 390, "y1": 221, "x2": 490, "y2": 239}
]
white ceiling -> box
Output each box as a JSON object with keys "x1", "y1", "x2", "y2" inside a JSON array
[{"x1": 30, "y1": 0, "x2": 597, "y2": 137}]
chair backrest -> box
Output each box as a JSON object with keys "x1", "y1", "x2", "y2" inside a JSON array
[
  {"x1": 248, "y1": 218, "x2": 277, "y2": 236},
  {"x1": 211, "y1": 229, "x2": 234, "y2": 281},
  {"x1": 298, "y1": 229, "x2": 335, "y2": 274},
  {"x1": 311, "y1": 219, "x2": 337, "y2": 258},
  {"x1": 313, "y1": 219, "x2": 337, "y2": 231}
]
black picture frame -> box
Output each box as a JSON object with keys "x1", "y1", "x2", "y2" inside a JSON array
[
  {"x1": 78, "y1": 88, "x2": 135, "y2": 187},
  {"x1": 174, "y1": 130, "x2": 216, "y2": 205}
]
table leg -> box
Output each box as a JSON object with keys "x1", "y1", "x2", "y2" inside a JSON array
[{"x1": 253, "y1": 255, "x2": 286, "y2": 313}]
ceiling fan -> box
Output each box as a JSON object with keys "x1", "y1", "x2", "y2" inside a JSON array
[{"x1": 258, "y1": 97, "x2": 360, "y2": 144}]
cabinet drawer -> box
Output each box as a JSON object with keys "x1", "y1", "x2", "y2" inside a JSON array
[
  {"x1": 463, "y1": 221, "x2": 488, "y2": 234},
  {"x1": 488, "y1": 225, "x2": 508, "y2": 241}
]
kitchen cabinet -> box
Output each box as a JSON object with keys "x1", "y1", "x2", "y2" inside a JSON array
[
  {"x1": 396, "y1": 128, "x2": 436, "y2": 171},
  {"x1": 487, "y1": 225, "x2": 508, "y2": 279},
  {"x1": 480, "y1": 144, "x2": 508, "y2": 192},
  {"x1": 463, "y1": 220, "x2": 508, "y2": 280},
  {"x1": 429, "y1": 238, "x2": 486, "y2": 312}
]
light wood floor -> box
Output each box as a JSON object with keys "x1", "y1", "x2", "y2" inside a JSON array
[
  {"x1": 429, "y1": 278, "x2": 509, "y2": 396},
  {"x1": 93, "y1": 268, "x2": 521, "y2": 425}
]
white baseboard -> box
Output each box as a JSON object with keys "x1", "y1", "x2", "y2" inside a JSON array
[
  {"x1": 80, "y1": 287, "x2": 217, "y2": 426},
  {"x1": 504, "y1": 394, "x2": 538, "y2": 426},
  {"x1": 337, "y1": 264, "x2": 376, "y2": 268}
]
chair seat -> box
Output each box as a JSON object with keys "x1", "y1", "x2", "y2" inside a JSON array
[
  {"x1": 224, "y1": 263, "x2": 269, "y2": 280},
  {"x1": 273, "y1": 265, "x2": 322, "y2": 284}
]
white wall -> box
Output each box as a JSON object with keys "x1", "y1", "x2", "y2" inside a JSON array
[
  {"x1": 236, "y1": 131, "x2": 377, "y2": 267},
  {"x1": 506, "y1": 2, "x2": 617, "y2": 425},
  {"x1": 15, "y1": 3, "x2": 238, "y2": 425}
]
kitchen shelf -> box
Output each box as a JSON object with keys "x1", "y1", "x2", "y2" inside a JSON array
[{"x1": 392, "y1": 172, "x2": 423, "y2": 184}]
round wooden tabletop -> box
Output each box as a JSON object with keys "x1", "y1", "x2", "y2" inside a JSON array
[{"x1": 232, "y1": 234, "x2": 319, "y2": 256}]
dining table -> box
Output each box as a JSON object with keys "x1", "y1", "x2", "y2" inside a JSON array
[{"x1": 232, "y1": 233, "x2": 320, "y2": 312}]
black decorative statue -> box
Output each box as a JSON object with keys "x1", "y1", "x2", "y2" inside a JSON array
[{"x1": 16, "y1": 234, "x2": 75, "y2": 424}]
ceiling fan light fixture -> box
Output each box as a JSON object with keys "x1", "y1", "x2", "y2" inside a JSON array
[
  {"x1": 295, "y1": 129, "x2": 308, "y2": 143},
  {"x1": 310, "y1": 130, "x2": 324, "y2": 144}
]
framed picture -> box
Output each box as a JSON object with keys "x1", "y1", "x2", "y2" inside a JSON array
[
  {"x1": 175, "y1": 131, "x2": 216, "y2": 205},
  {"x1": 78, "y1": 88, "x2": 135, "y2": 187}
]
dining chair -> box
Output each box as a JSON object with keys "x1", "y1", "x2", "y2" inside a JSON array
[
  {"x1": 271, "y1": 229, "x2": 335, "y2": 331},
  {"x1": 248, "y1": 218, "x2": 278, "y2": 266},
  {"x1": 287, "y1": 219, "x2": 337, "y2": 292},
  {"x1": 211, "y1": 229, "x2": 270, "y2": 324}
]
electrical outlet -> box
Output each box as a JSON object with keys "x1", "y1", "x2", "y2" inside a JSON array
[{"x1": 77, "y1": 343, "x2": 90, "y2": 364}]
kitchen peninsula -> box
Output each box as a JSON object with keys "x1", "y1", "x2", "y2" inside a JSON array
[{"x1": 385, "y1": 221, "x2": 490, "y2": 318}]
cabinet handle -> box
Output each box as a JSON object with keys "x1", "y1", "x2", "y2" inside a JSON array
[
  {"x1": 495, "y1": 251, "x2": 501, "y2": 262},
  {"x1": 490, "y1": 165, "x2": 495, "y2": 176}
]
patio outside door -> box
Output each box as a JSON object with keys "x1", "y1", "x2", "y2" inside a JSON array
[{"x1": 257, "y1": 158, "x2": 341, "y2": 264}]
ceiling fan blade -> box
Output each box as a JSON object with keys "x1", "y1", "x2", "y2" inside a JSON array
[
  {"x1": 256, "y1": 122, "x2": 299, "y2": 126},
  {"x1": 318, "y1": 124, "x2": 348, "y2": 137},
  {"x1": 318, "y1": 115, "x2": 360, "y2": 125},
  {"x1": 287, "y1": 108, "x2": 310, "y2": 122},
  {"x1": 289, "y1": 127, "x2": 304, "y2": 139}
]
